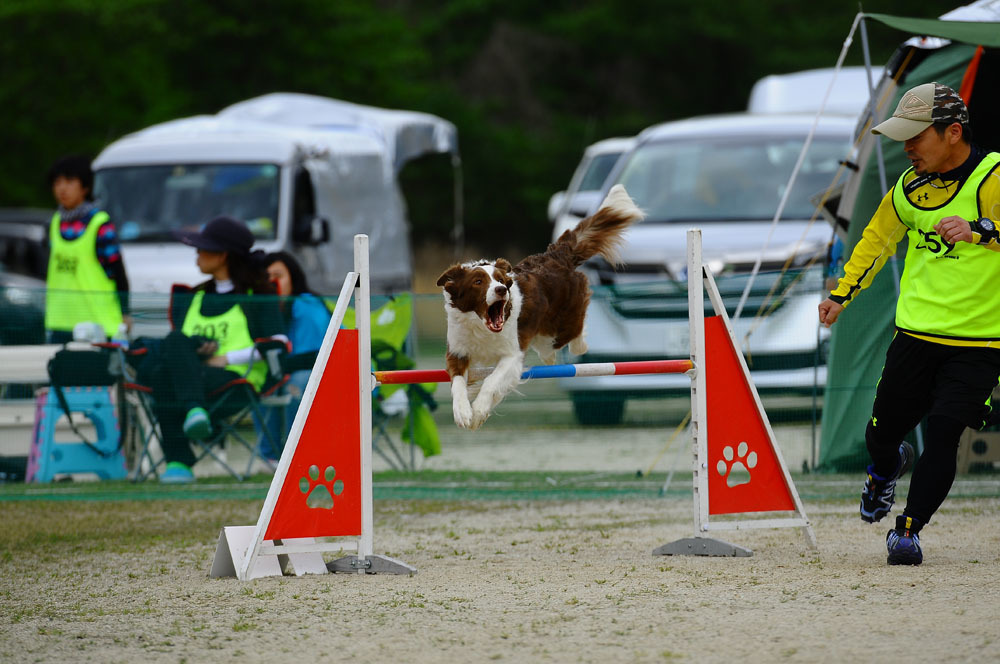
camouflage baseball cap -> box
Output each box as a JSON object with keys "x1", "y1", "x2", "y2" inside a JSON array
[{"x1": 871, "y1": 82, "x2": 969, "y2": 141}]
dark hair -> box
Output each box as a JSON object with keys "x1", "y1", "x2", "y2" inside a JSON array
[
  {"x1": 266, "y1": 251, "x2": 315, "y2": 296},
  {"x1": 931, "y1": 121, "x2": 972, "y2": 144},
  {"x1": 47, "y1": 155, "x2": 94, "y2": 200},
  {"x1": 229, "y1": 249, "x2": 276, "y2": 295}
]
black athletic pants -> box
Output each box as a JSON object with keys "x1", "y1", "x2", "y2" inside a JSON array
[
  {"x1": 140, "y1": 330, "x2": 251, "y2": 467},
  {"x1": 866, "y1": 333, "x2": 1000, "y2": 526}
]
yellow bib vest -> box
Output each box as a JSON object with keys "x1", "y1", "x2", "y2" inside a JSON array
[
  {"x1": 45, "y1": 211, "x2": 123, "y2": 337},
  {"x1": 892, "y1": 152, "x2": 1000, "y2": 342},
  {"x1": 181, "y1": 290, "x2": 267, "y2": 390}
]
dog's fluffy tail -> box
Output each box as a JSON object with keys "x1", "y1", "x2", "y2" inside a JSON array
[{"x1": 557, "y1": 184, "x2": 643, "y2": 266}]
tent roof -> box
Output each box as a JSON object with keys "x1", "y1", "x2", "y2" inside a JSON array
[{"x1": 865, "y1": 12, "x2": 1000, "y2": 47}]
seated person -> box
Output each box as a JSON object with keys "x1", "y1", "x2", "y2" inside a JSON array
[
  {"x1": 139, "y1": 216, "x2": 286, "y2": 484},
  {"x1": 255, "y1": 251, "x2": 333, "y2": 460}
]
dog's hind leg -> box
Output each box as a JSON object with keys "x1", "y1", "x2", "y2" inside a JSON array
[
  {"x1": 530, "y1": 335, "x2": 558, "y2": 365},
  {"x1": 470, "y1": 353, "x2": 524, "y2": 429}
]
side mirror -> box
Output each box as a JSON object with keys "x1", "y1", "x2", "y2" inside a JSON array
[
  {"x1": 547, "y1": 192, "x2": 566, "y2": 223},
  {"x1": 293, "y1": 216, "x2": 329, "y2": 245}
]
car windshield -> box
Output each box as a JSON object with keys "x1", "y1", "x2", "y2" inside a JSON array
[
  {"x1": 93, "y1": 164, "x2": 280, "y2": 242},
  {"x1": 616, "y1": 134, "x2": 847, "y2": 222},
  {"x1": 577, "y1": 152, "x2": 625, "y2": 192}
]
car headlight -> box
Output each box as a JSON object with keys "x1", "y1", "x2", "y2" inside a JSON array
[{"x1": 2, "y1": 286, "x2": 35, "y2": 307}]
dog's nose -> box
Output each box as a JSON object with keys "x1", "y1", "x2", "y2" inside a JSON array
[{"x1": 495, "y1": 285, "x2": 507, "y2": 297}]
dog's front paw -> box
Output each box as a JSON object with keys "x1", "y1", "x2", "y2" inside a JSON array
[
  {"x1": 452, "y1": 398, "x2": 474, "y2": 429},
  {"x1": 569, "y1": 336, "x2": 588, "y2": 356}
]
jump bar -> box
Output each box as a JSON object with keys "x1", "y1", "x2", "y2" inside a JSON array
[{"x1": 374, "y1": 359, "x2": 694, "y2": 385}]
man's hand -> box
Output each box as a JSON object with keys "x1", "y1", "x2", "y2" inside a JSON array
[
  {"x1": 818, "y1": 298, "x2": 844, "y2": 328},
  {"x1": 934, "y1": 215, "x2": 973, "y2": 244}
]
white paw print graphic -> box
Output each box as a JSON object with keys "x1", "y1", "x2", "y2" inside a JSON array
[{"x1": 716, "y1": 441, "x2": 757, "y2": 488}]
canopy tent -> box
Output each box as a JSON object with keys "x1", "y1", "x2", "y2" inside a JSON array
[{"x1": 818, "y1": 2, "x2": 1000, "y2": 470}]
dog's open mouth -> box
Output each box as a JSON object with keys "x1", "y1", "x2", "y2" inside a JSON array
[{"x1": 485, "y1": 300, "x2": 506, "y2": 332}]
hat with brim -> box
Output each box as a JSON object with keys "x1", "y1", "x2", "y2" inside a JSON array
[
  {"x1": 872, "y1": 81, "x2": 969, "y2": 142},
  {"x1": 871, "y1": 115, "x2": 933, "y2": 142},
  {"x1": 174, "y1": 216, "x2": 254, "y2": 256}
]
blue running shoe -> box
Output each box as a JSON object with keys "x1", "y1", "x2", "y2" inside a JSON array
[
  {"x1": 860, "y1": 441, "x2": 914, "y2": 523},
  {"x1": 160, "y1": 461, "x2": 194, "y2": 484},
  {"x1": 183, "y1": 406, "x2": 212, "y2": 440},
  {"x1": 886, "y1": 515, "x2": 923, "y2": 565}
]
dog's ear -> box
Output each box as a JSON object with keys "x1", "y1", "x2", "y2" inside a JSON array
[
  {"x1": 436, "y1": 265, "x2": 465, "y2": 287},
  {"x1": 495, "y1": 258, "x2": 513, "y2": 274}
]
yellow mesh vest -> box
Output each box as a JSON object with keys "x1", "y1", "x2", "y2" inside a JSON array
[
  {"x1": 891, "y1": 153, "x2": 1000, "y2": 343},
  {"x1": 45, "y1": 211, "x2": 123, "y2": 336},
  {"x1": 181, "y1": 290, "x2": 267, "y2": 390}
]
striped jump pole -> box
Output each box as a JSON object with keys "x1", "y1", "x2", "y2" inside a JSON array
[{"x1": 374, "y1": 359, "x2": 694, "y2": 386}]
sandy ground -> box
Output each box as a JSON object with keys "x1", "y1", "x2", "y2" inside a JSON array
[{"x1": 3, "y1": 489, "x2": 999, "y2": 663}]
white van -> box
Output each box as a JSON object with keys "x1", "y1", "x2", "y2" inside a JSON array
[
  {"x1": 748, "y1": 66, "x2": 873, "y2": 117},
  {"x1": 93, "y1": 93, "x2": 460, "y2": 305}
]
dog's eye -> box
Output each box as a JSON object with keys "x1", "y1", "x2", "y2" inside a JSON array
[{"x1": 474, "y1": 278, "x2": 482, "y2": 285}]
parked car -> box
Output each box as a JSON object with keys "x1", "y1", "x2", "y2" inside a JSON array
[
  {"x1": 0, "y1": 209, "x2": 48, "y2": 346},
  {"x1": 562, "y1": 113, "x2": 852, "y2": 424},
  {"x1": 548, "y1": 136, "x2": 635, "y2": 243},
  {"x1": 0, "y1": 266, "x2": 45, "y2": 346}
]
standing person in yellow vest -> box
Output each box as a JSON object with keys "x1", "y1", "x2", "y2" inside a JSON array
[
  {"x1": 819, "y1": 83, "x2": 1000, "y2": 566},
  {"x1": 138, "y1": 216, "x2": 286, "y2": 484},
  {"x1": 45, "y1": 155, "x2": 130, "y2": 343}
]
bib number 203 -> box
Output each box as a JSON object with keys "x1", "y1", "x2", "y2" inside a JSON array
[{"x1": 190, "y1": 321, "x2": 229, "y2": 341}]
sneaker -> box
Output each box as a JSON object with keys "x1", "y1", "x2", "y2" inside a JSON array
[
  {"x1": 183, "y1": 407, "x2": 212, "y2": 440},
  {"x1": 886, "y1": 515, "x2": 923, "y2": 565},
  {"x1": 160, "y1": 461, "x2": 194, "y2": 484},
  {"x1": 860, "y1": 441, "x2": 915, "y2": 523}
]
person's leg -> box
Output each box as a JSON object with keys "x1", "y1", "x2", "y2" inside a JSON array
[
  {"x1": 866, "y1": 335, "x2": 935, "y2": 475},
  {"x1": 903, "y1": 346, "x2": 1000, "y2": 525},
  {"x1": 160, "y1": 331, "x2": 208, "y2": 410},
  {"x1": 887, "y1": 346, "x2": 1000, "y2": 565},
  {"x1": 902, "y1": 414, "x2": 966, "y2": 524},
  {"x1": 860, "y1": 334, "x2": 934, "y2": 523}
]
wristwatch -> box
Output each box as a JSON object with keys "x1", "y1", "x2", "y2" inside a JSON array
[{"x1": 974, "y1": 217, "x2": 999, "y2": 244}]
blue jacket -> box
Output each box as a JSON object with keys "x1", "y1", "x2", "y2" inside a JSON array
[{"x1": 289, "y1": 293, "x2": 332, "y2": 355}]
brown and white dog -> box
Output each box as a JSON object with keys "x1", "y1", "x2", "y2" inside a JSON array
[{"x1": 436, "y1": 184, "x2": 643, "y2": 429}]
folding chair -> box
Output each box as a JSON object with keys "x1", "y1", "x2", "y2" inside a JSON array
[
  {"x1": 188, "y1": 337, "x2": 290, "y2": 479},
  {"x1": 123, "y1": 333, "x2": 290, "y2": 481},
  {"x1": 363, "y1": 294, "x2": 440, "y2": 470}
]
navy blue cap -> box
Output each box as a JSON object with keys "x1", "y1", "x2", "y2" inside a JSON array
[{"x1": 174, "y1": 216, "x2": 254, "y2": 256}]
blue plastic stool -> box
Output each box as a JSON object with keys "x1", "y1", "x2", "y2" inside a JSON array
[{"x1": 27, "y1": 386, "x2": 127, "y2": 483}]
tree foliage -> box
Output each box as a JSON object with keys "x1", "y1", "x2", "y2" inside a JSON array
[{"x1": 0, "y1": 0, "x2": 950, "y2": 253}]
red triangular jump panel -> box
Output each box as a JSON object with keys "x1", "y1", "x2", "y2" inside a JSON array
[
  {"x1": 704, "y1": 316, "x2": 796, "y2": 515},
  {"x1": 265, "y1": 330, "x2": 363, "y2": 539}
]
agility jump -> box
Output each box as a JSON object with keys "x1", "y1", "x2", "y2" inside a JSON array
[{"x1": 211, "y1": 231, "x2": 815, "y2": 581}]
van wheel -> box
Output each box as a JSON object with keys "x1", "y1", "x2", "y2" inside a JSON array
[{"x1": 571, "y1": 393, "x2": 625, "y2": 426}]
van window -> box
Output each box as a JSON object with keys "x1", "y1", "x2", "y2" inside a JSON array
[
  {"x1": 94, "y1": 164, "x2": 280, "y2": 242},
  {"x1": 617, "y1": 135, "x2": 846, "y2": 223}
]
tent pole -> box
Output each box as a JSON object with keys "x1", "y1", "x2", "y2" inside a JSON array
[{"x1": 860, "y1": 14, "x2": 889, "y2": 196}]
